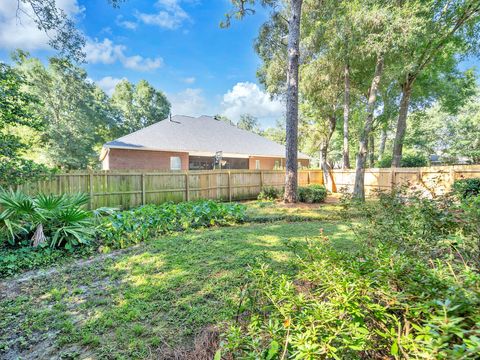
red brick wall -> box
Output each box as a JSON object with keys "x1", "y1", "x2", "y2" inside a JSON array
[
  {"x1": 104, "y1": 148, "x2": 189, "y2": 170},
  {"x1": 248, "y1": 157, "x2": 309, "y2": 170}
]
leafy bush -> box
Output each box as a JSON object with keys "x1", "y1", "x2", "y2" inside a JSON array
[
  {"x1": 376, "y1": 153, "x2": 428, "y2": 168},
  {"x1": 220, "y1": 236, "x2": 480, "y2": 359},
  {"x1": 220, "y1": 194, "x2": 480, "y2": 359},
  {"x1": 452, "y1": 178, "x2": 480, "y2": 199},
  {"x1": 0, "y1": 158, "x2": 54, "y2": 187},
  {"x1": 258, "y1": 186, "x2": 282, "y2": 201},
  {"x1": 0, "y1": 190, "x2": 94, "y2": 250},
  {"x1": 341, "y1": 188, "x2": 477, "y2": 260},
  {"x1": 98, "y1": 200, "x2": 246, "y2": 249},
  {"x1": 297, "y1": 184, "x2": 327, "y2": 203}
]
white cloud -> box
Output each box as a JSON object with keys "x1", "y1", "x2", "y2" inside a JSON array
[
  {"x1": 136, "y1": 0, "x2": 190, "y2": 29},
  {"x1": 169, "y1": 88, "x2": 208, "y2": 116},
  {"x1": 85, "y1": 38, "x2": 123, "y2": 64},
  {"x1": 221, "y1": 82, "x2": 284, "y2": 122},
  {"x1": 85, "y1": 38, "x2": 163, "y2": 71},
  {"x1": 116, "y1": 15, "x2": 138, "y2": 30},
  {"x1": 95, "y1": 76, "x2": 126, "y2": 96},
  {"x1": 0, "y1": 0, "x2": 83, "y2": 51},
  {"x1": 182, "y1": 77, "x2": 196, "y2": 84}
]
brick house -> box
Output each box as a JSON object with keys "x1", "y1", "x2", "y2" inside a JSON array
[{"x1": 100, "y1": 115, "x2": 310, "y2": 171}]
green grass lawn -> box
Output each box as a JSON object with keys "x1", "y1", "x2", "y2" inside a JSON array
[{"x1": 0, "y1": 202, "x2": 354, "y2": 359}]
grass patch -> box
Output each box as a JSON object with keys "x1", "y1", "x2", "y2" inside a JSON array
[
  {"x1": 0, "y1": 215, "x2": 355, "y2": 359},
  {"x1": 245, "y1": 200, "x2": 344, "y2": 222}
]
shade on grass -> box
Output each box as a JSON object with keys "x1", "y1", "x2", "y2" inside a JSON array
[{"x1": 0, "y1": 216, "x2": 354, "y2": 359}]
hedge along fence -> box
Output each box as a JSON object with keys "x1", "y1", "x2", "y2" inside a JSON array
[
  {"x1": 15, "y1": 170, "x2": 323, "y2": 209},
  {"x1": 326, "y1": 164, "x2": 480, "y2": 196}
]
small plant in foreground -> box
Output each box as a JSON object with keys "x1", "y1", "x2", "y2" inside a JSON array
[
  {"x1": 297, "y1": 184, "x2": 327, "y2": 203},
  {"x1": 258, "y1": 186, "x2": 282, "y2": 201},
  {"x1": 0, "y1": 190, "x2": 94, "y2": 250}
]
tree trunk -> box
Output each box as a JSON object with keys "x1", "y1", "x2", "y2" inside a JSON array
[
  {"x1": 369, "y1": 134, "x2": 375, "y2": 167},
  {"x1": 321, "y1": 114, "x2": 337, "y2": 187},
  {"x1": 392, "y1": 80, "x2": 413, "y2": 168},
  {"x1": 353, "y1": 55, "x2": 384, "y2": 201},
  {"x1": 284, "y1": 0, "x2": 303, "y2": 203},
  {"x1": 343, "y1": 63, "x2": 351, "y2": 169},
  {"x1": 378, "y1": 126, "x2": 387, "y2": 160}
]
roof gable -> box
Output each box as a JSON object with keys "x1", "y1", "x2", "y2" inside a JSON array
[{"x1": 105, "y1": 115, "x2": 310, "y2": 159}]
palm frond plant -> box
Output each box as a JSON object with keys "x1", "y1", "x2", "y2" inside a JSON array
[{"x1": 0, "y1": 189, "x2": 94, "y2": 249}]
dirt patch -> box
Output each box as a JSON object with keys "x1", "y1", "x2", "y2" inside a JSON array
[
  {"x1": 156, "y1": 326, "x2": 222, "y2": 360},
  {"x1": 0, "y1": 246, "x2": 136, "y2": 302}
]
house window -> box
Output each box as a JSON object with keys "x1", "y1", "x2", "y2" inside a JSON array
[
  {"x1": 255, "y1": 159, "x2": 261, "y2": 170},
  {"x1": 170, "y1": 156, "x2": 182, "y2": 170},
  {"x1": 274, "y1": 160, "x2": 280, "y2": 170}
]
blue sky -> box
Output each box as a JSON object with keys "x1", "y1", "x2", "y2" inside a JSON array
[
  {"x1": 1, "y1": 0, "x2": 478, "y2": 128},
  {"x1": 0, "y1": 0, "x2": 285, "y2": 127}
]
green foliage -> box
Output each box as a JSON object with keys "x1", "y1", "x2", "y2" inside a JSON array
[
  {"x1": 0, "y1": 62, "x2": 52, "y2": 185},
  {"x1": 342, "y1": 189, "x2": 477, "y2": 259},
  {"x1": 0, "y1": 246, "x2": 94, "y2": 278},
  {"x1": 10, "y1": 54, "x2": 170, "y2": 170},
  {"x1": 236, "y1": 113, "x2": 263, "y2": 135},
  {"x1": 0, "y1": 190, "x2": 94, "y2": 250},
  {"x1": 98, "y1": 200, "x2": 246, "y2": 249},
  {"x1": 407, "y1": 97, "x2": 480, "y2": 164},
  {"x1": 297, "y1": 184, "x2": 327, "y2": 203},
  {"x1": 258, "y1": 186, "x2": 282, "y2": 201},
  {"x1": 0, "y1": 158, "x2": 52, "y2": 187},
  {"x1": 376, "y1": 153, "x2": 428, "y2": 168},
  {"x1": 262, "y1": 119, "x2": 286, "y2": 145},
  {"x1": 110, "y1": 79, "x2": 171, "y2": 135},
  {"x1": 13, "y1": 55, "x2": 118, "y2": 169},
  {"x1": 221, "y1": 193, "x2": 480, "y2": 359},
  {"x1": 452, "y1": 178, "x2": 480, "y2": 199}
]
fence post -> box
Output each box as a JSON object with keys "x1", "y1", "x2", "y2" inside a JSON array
[
  {"x1": 89, "y1": 172, "x2": 94, "y2": 210},
  {"x1": 228, "y1": 171, "x2": 232, "y2": 202},
  {"x1": 260, "y1": 170, "x2": 264, "y2": 190},
  {"x1": 449, "y1": 168, "x2": 456, "y2": 191},
  {"x1": 185, "y1": 172, "x2": 190, "y2": 202},
  {"x1": 308, "y1": 171, "x2": 311, "y2": 185},
  {"x1": 141, "y1": 173, "x2": 146, "y2": 205}
]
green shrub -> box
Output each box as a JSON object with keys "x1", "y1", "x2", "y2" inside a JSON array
[
  {"x1": 341, "y1": 189, "x2": 476, "y2": 260},
  {"x1": 452, "y1": 178, "x2": 480, "y2": 199},
  {"x1": 220, "y1": 236, "x2": 480, "y2": 359},
  {"x1": 0, "y1": 190, "x2": 94, "y2": 250},
  {"x1": 98, "y1": 200, "x2": 246, "y2": 249},
  {"x1": 376, "y1": 153, "x2": 428, "y2": 168},
  {"x1": 258, "y1": 186, "x2": 282, "y2": 201},
  {"x1": 297, "y1": 184, "x2": 327, "y2": 203}
]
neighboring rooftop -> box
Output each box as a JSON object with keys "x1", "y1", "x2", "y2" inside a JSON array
[{"x1": 104, "y1": 115, "x2": 310, "y2": 159}]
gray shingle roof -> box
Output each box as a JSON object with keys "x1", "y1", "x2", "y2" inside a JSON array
[{"x1": 104, "y1": 115, "x2": 310, "y2": 159}]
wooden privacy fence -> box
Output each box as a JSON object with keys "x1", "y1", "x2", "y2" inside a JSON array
[
  {"x1": 14, "y1": 165, "x2": 480, "y2": 209},
  {"x1": 16, "y1": 170, "x2": 324, "y2": 209},
  {"x1": 326, "y1": 165, "x2": 480, "y2": 196}
]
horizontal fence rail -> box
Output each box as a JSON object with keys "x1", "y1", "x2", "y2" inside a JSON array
[{"x1": 13, "y1": 165, "x2": 480, "y2": 209}]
